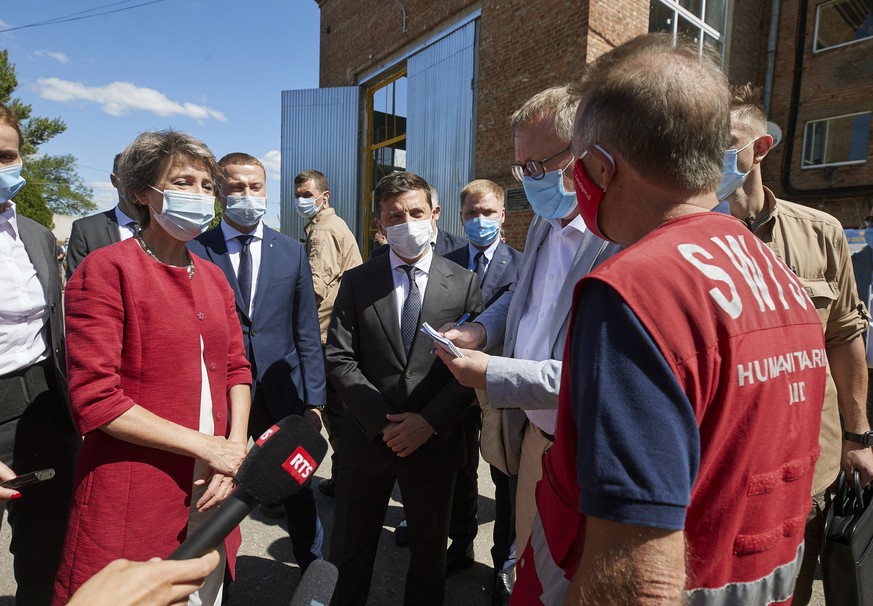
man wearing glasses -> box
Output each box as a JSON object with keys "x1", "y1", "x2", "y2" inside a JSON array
[
  {"x1": 438, "y1": 85, "x2": 619, "y2": 558},
  {"x1": 721, "y1": 84, "x2": 873, "y2": 605}
]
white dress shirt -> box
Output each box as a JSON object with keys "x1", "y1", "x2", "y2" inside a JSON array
[
  {"x1": 0, "y1": 201, "x2": 50, "y2": 374},
  {"x1": 389, "y1": 248, "x2": 433, "y2": 329},
  {"x1": 221, "y1": 220, "x2": 264, "y2": 316},
  {"x1": 114, "y1": 205, "x2": 138, "y2": 241},
  {"x1": 465, "y1": 238, "x2": 500, "y2": 272},
  {"x1": 514, "y1": 214, "x2": 588, "y2": 435}
]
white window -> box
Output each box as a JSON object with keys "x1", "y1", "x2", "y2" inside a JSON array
[
  {"x1": 814, "y1": 0, "x2": 873, "y2": 52},
  {"x1": 649, "y1": 0, "x2": 729, "y2": 57},
  {"x1": 802, "y1": 111, "x2": 871, "y2": 168}
]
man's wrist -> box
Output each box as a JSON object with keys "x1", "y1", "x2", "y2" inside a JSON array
[{"x1": 844, "y1": 430, "x2": 873, "y2": 446}]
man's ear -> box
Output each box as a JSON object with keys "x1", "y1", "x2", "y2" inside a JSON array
[
  {"x1": 431, "y1": 203, "x2": 441, "y2": 223},
  {"x1": 586, "y1": 146, "x2": 617, "y2": 191},
  {"x1": 753, "y1": 135, "x2": 774, "y2": 164},
  {"x1": 374, "y1": 217, "x2": 386, "y2": 235},
  {"x1": 322, "y1": 191, "x2": 330, "y2": 208}
]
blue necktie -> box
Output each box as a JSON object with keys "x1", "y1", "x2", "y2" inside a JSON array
[
  {"x1": 474, "y1": 251, "x2": 486, "y2": 284},
  {"x1": 236, "y1": 234, "x2": 254, "y2": 311},
  {"x1": 400, "y1": 265, "x2": 421, "y2": 357}
]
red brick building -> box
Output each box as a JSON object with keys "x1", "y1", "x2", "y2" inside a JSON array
[{"x1": 279, "y1": 1, "x2": 873, "y2": 251}]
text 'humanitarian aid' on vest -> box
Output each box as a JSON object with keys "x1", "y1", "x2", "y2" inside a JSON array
[
  {"x1": 735, "y1": 346, "x2": 827, "y2": 402},
  {"x1": 677, "y1": 234, "x2": 811, "y2": 319}
]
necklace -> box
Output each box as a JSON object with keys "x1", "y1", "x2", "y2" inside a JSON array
[{"x1": 136, "y1": 235, "x2": 195, "y2": 280}]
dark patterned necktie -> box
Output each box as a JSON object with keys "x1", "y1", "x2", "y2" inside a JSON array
[
  {"x1": 400, "y1": 265, "x2": 421, "y2": 356},
  {"x1": 236, "y1": 234, "x2": 254, "y2": 310},
  {"x1": 474, "y1": 251, "x2": 486, "y2": 284}
]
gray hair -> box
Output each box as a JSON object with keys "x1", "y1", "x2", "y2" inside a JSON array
[{"x1": 511, "y1": 85, "x2": 579, "y2": 144}]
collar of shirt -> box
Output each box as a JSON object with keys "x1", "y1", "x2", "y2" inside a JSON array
[
  {"x1": 221, "y1": 219, "x2": 264, "y2": 248},
  {"x1": 0, "y1": 201, "x2": 19, "y2": 239},
  {"x1": 389, "y1": 246, "x2": 433, "y2": 277},
  {"x1": 467, "y1": 238, "x2": 500, "y2": 271},
  {"x1": 546, "y1": 212, "x2": 588, "y2": 235},
  {"x1": 114, "y1": 204, "x2": 137, "y2": 228}
]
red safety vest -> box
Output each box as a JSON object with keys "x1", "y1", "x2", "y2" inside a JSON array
[{"x1": 514, "y1": 213, "x2": 826, "y2": 605}]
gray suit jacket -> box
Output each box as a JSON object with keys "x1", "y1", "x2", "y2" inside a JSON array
[
  {"x1": 66, "y1": 208, "x2": 121, "y2": 278},
  {"x1": 325, "y1": 252, "x2": 483, "y2": 475},
  {"x1": 18, "y1": 215, "x2": 71, "y2": 417},
  {"x1": 475, "y1": 215, "x2": 619, "y2": 453}
]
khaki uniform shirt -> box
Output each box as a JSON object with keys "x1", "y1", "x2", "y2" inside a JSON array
[
  {"x1": 755, "y1": 187, "x2": 868, "y2": 495},
  {"x1": 304, "y1": 207, "x2": 362, "y2": 343}
]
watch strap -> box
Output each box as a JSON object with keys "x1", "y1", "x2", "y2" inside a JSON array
[{"x1": 844, "y1": 430, "x2": 873, "y2": 446}]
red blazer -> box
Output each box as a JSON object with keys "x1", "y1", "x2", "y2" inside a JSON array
[{"x1": 54, "y1": 238, "x2": 251, "y2": 603}]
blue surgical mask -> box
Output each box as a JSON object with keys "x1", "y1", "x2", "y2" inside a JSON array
[
  {"x1": 148, "y1": 185, "x2": 215, "y2": 241},
  {"x1": 0, "y1": 163, "x2": 26, "y2": 203},
  {"x1": 522, "y1": 159, "x2": 577, "y2": 220},
  {"x1": 464, "y1": 216, "x2": 500, "y2": 247},
  {"x1": 224, "y1": 194, "x2": 267, "y2": 227},
  {"x1": 294, "y1": 193, "x2": 324, "y2": 219},
  {"x1": 716, "y1": 139, "x2": 756, "y2": 201}
]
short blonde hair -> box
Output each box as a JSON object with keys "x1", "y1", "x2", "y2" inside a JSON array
[{"x1": 460, "y1": 179, "x2": 505, "y2": 208}]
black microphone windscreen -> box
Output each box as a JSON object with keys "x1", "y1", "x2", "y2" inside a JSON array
[
  {"x1": 289, "y1": 560, "x2": 338, "y2": 606},
  {"x1": 237, "y1": 415, "x2": 328, "y2": 507}
]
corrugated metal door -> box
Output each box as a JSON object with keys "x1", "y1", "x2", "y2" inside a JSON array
[
  {"x1": 406, "y1": 20, "x2": 477, "y2": 239},
  {"x1": 280, "y1": 87, "x2": 360, "y2": 242}
]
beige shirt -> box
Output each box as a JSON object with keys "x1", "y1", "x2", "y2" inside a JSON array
[
  {"x1": 755, "y1": 187, "x2": 868, "y2": 495},
  {"x1": 304, "y1": 207, "x2": 363, "y2": 343}
]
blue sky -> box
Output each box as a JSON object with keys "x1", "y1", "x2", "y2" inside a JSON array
[{"x1": 1, "y1": 0, "x2": 322, "y2": 227}]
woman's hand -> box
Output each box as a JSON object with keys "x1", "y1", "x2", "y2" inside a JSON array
[
  {"x1": 198, "y1": 436, "x2": 247, "y2": 478},
  {"x1": 0, "y1": 461, "x2": 21, "y2": 503},
  {"x1": 195, "y1": 472, "x2": 235, "y2": 512}
]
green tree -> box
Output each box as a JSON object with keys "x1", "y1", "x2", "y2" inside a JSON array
[{"x1": 0, "y1": 50, "x2": 94, "y2": 228}]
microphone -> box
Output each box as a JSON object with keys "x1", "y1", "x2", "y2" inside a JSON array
[
  {"x1": 289, "y1": 559, "x2": 338, "y2": 606},
  {"x1": 169, "y1": 415, "x2": 327, "y2": 561}
]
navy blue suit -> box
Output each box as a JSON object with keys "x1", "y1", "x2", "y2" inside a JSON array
[
  {"x1": 189, "y1": 222, "x2": 326, "y2": 570},
  {"x1": 852, "y1": 244, "x2": 873, "y2": 421},
  {"x1": 444, "y1": 241, "x2": 522, "y2": 576}
]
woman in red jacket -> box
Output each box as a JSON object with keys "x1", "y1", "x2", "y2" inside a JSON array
[{"x1": 54, "y1": 130, "x2": 252, "y2": 606}]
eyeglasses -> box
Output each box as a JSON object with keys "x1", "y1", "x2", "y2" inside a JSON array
[
  {"x1": 511, "y1": 146, "x2": 571, "y2": 182},
  {"x1": 865, "y1": 216, "x2": 873, "y2": 228}
]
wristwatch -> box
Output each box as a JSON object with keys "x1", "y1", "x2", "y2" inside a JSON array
[{"x1": 843, "y1": 430, "x2": 873, "y2": 446}]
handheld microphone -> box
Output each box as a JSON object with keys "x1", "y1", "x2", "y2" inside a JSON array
[
  {"x1": 169, "y1": 415, "x2": 327, "y2": 561},
  {"x1": 289, "y1": 559, "x2": 339, "y2": 606}
]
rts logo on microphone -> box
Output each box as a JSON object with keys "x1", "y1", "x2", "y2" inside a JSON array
[{"x1": 283, "y1": 447, "x2": 317, "y2": 485}]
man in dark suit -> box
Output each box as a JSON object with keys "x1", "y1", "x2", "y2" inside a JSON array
[
  {"x1": 326, "y1": 171, "x2": 483, "y2": 606},
  {"x1": 0, "y1": 104, "x2": 80, "y2": 605},
  {"x1": 443, "y1": 179, "x2": 522, "y2": 605},
  {"x1": 369, "y1": 184, "x2": 467, "y2": 259},
  {"x1": 66, "y1": 154, "x2": 139, "y2": 277},
  {"x1": 188, "y1": 152, "x2": 326, "y2": 572}
]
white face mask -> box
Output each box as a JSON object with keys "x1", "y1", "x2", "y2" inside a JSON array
[
  {"x1": 385, "y1": 219, "x2": 433, "y2": 260},
  {"x1": 224, "y1": 194, "x2": 267, "y2": 227},
  {"x1": 716, "y1": 139, "x2": 756, "y2": 201},
  {"x1": 148, "y1": 185, "x2": 215, "y2": 241},
  {"x1": 294, "y1": 193, "x2": 324, "y2": 219}
]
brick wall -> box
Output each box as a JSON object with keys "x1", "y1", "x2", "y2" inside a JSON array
[
  {"x1": 762, "y1": 0, "x2": 873, "y2": 227},
  {"x1": 315, "y1": 0, "x2": 872, "y2": 238}
]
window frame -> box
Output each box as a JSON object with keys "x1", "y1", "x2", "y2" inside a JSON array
[
  {"x1": 800, "y1": 110, "x2": 872, "y2": 169},
  {"x1": 649, "y1": 0, "x2": 730, "y2": 62},
  {"x1": 812, "y1": 0, "x2": 873, "y2": 53}
]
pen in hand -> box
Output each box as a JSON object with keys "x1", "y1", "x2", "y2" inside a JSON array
[{"x1": 431, "y1": 313, "x2": 471, "y2": 354}]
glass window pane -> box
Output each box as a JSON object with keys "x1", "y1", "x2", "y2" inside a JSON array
[
  {"x1": 679, "y1": 0, "x2": 703, "y2": 18},
  {"x1": 676, "y1": 13, "x2": 702, "y2": 45},
  {"x1": 649, "y1": 0, "x2": 676, "y2": 35},
  {"x1": 704, "y1": 31, "x2": 723, "y2": 55},
  {"x1": 815, "y1": 0, "x2": 873, "y2": 51},
  {"x1": 803, "y1": 114, "x2": 871, "y2": 166},
  {"x1": 370, "y1": 75, "x2": 408, "y2": 146},
  {"x1": 704, "y1": 0, "x2": 726, "y2": 31}
]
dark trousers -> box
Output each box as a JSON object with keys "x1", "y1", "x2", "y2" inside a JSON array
[
  {"x1": 0, "y1": 360, "x2": 80, "y2": 606},
  {"x1": 330, "y1": 461, "x2": 456, "y2": 606},
  {"x1": 448, "y1": 405, "x2": 480, "y2": 552},
  {"x1": 449, "y1": 405, "x2": 516, "y2": 572},
  {"x1": 249, "y1": 386, "x2": 323, "y2": 571}
]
